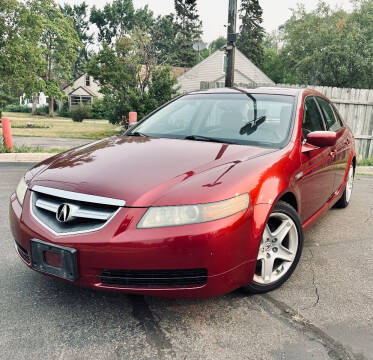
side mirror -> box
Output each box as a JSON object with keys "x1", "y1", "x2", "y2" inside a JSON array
[{"x1": 306, "y1": 131, "x2": 337, "y2": 147}]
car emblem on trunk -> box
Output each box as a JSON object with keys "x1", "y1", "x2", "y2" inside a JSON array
[{"x1": 56, "y1": 204, "x2": 72, "y2": 223}]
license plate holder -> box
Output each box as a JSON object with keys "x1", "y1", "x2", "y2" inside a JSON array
[{"x1": 30, "y1": 239, "x2": 79, "y2": 281}]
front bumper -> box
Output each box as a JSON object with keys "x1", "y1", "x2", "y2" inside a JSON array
[{"x1": 10, "y1": 191, "x2": 268, "y2": 298}]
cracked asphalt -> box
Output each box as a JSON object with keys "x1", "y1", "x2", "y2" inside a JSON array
[{"x1": 1, "y1": 163, "x2": 372, "y2": 360}]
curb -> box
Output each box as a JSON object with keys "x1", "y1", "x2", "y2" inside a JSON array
[{"x1": 0, "y1": 153, "x2": 55, "y2": 163}]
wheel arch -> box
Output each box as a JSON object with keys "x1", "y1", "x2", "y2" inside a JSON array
[
  {"x1": 277, "y1": 192, "x2": 298, "y2": 213},
  {"x1": 251, "y1": 189, "x2": 300, "y2": 257}
]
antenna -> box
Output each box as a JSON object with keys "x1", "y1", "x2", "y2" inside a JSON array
[{"x1": 193, "y1": 41, "x2": 207, "y2": 60}]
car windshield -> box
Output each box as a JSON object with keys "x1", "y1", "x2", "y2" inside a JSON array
[{"x1": 131, "y1": 93, "x2": 296, "y2": 148}]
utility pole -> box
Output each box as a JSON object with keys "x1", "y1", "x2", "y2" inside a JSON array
[{"x1": 225, "y1": 0, "x2": 238, "y2": 88}]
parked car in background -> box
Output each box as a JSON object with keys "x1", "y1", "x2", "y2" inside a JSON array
[{"x1": 10, "y1": 87, "x2": 355, "y2": 297}]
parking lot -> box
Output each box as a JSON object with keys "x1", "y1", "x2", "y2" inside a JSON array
[{"x1": 1, "y1": 163, "x2": 372, "y2": 360}]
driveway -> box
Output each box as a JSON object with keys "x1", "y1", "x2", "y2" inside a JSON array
[{"x1": 1, "y1": 163, "x2": 372, "y2": 360}]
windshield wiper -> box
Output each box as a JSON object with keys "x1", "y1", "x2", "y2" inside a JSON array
[
  {"x1": 240, "y1": 116, "x2": 267, "y2": 135},
  {"x1": 128, "y1": 131, "x2": 148, "y2": 137},
  {"x1": 184, "y1": 135, "x2": 234, "y2": 144}
]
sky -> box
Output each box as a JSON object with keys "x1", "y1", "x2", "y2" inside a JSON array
[{"x1": 58, "y1": 0, "x2": 353, "y2": 43}]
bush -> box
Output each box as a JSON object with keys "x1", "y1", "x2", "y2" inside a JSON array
[
  {"x1": 57, "y1": 102, "x2": 70, "y2": 118},
  {"x1": 4, "y1": 104, "x2": 32, "y2": 113},
  {"x1": 91, "y1": 98, "x2": 106, "y2": 119},
  {"x1": 35, "y1": 105, "x2": 49, "y2": 116},
  {"x1": 69, "y1": 105, "x2": 92, "y2": 122}
]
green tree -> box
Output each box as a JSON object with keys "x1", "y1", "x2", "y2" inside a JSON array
[
  {"x1": 237, "y1": 0, "x2": 265, "y2": 66},
  {"x1": 0, "y1": 0, "x2": 45, "y2": 114},
  {"x1": 86, "y1": 40, "x2": 136, "y2": 123},
  {"x1": 209, "y1": 37, "x2": 226, "y2": 53},
  {"x1": 262, "y1": 32, "x2": 297, "y2": 84},
  {"x1": 60, "y1": 2, "x2": 94, "y2": 78},
  {"x1": 279, "y1": 1, "x2": 373, "y2": 87},
  {"x1": 0, "y1": 0, "x2": 22, "y2": 113},
  {"x1": 90, "y1": 0, "x2": 154, "y2": 46},
  {"x1": 90, "y1": 0, "x2": 135, "y2": 45},
  {"x1": 134, "y1": 5, "x2": 155, "y2": 30},
  {"x1": 27, "y1": 0, "x2": 81, "y2": 116},
  {"x1": 152, "y1": 14, "x2": 178, "y2": 65},
  {"x1": 199, "y1": 37, "x2": 227, "y2": 60},
  {"x1": 173, "y1": 0, "x2": 203, "y2": 67},
  {"x1": 87, "y1": 30, "x2": 178, "y2": 124}
]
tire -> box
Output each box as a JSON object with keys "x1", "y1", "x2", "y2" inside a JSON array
[
  {"x1": 335, "y1": 165, "x2": 354, "y2": 209},
  {"x1": 242, "y1": 201, "x2": 304, "y2": 294}
]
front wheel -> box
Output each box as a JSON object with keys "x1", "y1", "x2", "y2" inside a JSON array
[{"x1": 242, "y1": 201, "x2": 304, "y2": 294}]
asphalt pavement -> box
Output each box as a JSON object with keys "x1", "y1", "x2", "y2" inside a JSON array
[{"x1": 1, "y1": 163, "x2": 372, "y2": 360}]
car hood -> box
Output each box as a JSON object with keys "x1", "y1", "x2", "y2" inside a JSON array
[{"x1": 29, "y1": 136, "x2": 276, "y2": 207}]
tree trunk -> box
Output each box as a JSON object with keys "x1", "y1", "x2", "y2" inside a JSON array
[
  {"x1": 32, "y1": 93, "x2": 38, "y2": 115},
  {"x1": 49, "y1": 96, "x2": 54, "y2": 117}
]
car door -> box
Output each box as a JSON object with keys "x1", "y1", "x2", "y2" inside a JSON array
[
  {"x1": 297, "y1": 96, "x2": 335, "y2": 222},
  {"x1": 315, "y1": 97, "x2": 350, "y2": 194}
]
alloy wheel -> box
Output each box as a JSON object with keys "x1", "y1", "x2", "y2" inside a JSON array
[
  {"x1": 254, "y1": 212, "x2": 299, "y2": 285},
  {"x1": 345, "y1": 166, "x2": 354, "y2": 203}
]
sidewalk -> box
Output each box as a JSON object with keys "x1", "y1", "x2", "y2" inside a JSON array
[
  {"x1": 0, "y1": 153, "x2": 55, "y2": 162},
  {"x1": 357, "y1": 166, "x2": 373, "y2": 175},
  {"x1": 13, "y1": 136, "x2": 92, "y2": 150}
]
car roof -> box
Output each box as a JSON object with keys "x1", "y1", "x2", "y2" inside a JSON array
[{"x1": 189, "y1": 87, "x2": 305, "y2": 97}]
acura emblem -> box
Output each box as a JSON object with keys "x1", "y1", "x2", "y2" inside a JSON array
[{"x1": 56, "y1": 204, "x2": 72, "y2": 223}]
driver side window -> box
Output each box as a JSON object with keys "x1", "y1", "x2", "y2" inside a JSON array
[{"x1": 303, "y1": 97, "x2": 326, "y2": 136}]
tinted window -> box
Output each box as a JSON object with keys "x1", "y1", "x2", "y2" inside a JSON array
[
  {"x1": 316, "y1": 97, "x2": 342, "y2": 132},
  {"x1": 133, "y1": 94, "x2": 296, "y2": 148},
  {"x1": 331, "y1": 105, "x2": 344, "y2": 129},
  {"x1": 303, "y1": 97, "x2": 325, "y2": 135}
]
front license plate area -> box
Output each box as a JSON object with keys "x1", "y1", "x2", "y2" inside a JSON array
[{"x1": 30, "y1": 239, "x2": 79, "y2": 281}]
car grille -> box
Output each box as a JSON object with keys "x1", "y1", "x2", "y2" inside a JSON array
[
  {"x1": 15, "y1": 242, "x2": 30, "y2": 262},
  {"x1": 30, "y1": 185, "x2": 125, "y2": 236},
  {"x1": 101, "y1": 269, "x2": 208, "y2": 288}
]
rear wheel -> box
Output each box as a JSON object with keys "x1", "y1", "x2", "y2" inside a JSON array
[
  {"x1": 335, "y1": 165, "x2": 354, "y2": 208},
  {"x1": 242, "y1": 201, "x2": 304, "y2": 294}
]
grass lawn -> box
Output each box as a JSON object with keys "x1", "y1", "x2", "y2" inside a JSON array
[
  {"x1": 1, "y1": 112, "x2": 122, "y2": 140},
  {"x1": 358, "y1": 158, "x2": 373, "y2": 166}
]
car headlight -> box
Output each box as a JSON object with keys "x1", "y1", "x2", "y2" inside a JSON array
[
  {"x1": 138, "y1": 193, "x2": 250, "y2": 229},
  {"x1": 16, "y1": 177, "x2": 28, "y2": 206}
]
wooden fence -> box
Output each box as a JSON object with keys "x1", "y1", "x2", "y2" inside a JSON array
[{"x1": 200, "y1": 81, "x2": 373, "y2": 159}]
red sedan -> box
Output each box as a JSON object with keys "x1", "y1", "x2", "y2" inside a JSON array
[{"x1": 10, "y1": 87, "x2": 355, "y2": 297}]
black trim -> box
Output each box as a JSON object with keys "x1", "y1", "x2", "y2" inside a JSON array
[
  {"x1": 15, "y1": 242, "x2": 30, "y2": 262},
  {"x1": 30, "y1": 239, "x2": 79, "y2": 281},
  {"x1": 101, "y1": 269, "x2": 208, "y2": 288}
]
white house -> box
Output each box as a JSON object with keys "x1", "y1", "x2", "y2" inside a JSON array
[
  {"x1": 20, "y1": 92, "x2": 48, "y2": 108},
  {"x1": 177, "y1": 49, "x2": 274, "y2": 93},
  {"x1": 62, "y1": 74, "x2": 103, "y2": 108}
]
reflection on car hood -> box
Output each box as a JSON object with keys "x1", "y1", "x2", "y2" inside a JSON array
[{"x1": 30, "y1": 136, "x2": 275, "y2": 206}]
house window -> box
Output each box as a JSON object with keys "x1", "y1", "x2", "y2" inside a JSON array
[
  {"x1": 70, "y1": 95, "x2": 92, "y2": 106},
  {"x1": 223, "y1": 55, "x2": 228, "y2": 74},
  {"x1": 85, "y1": 75, "x2": 90, "y2": 87}
]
